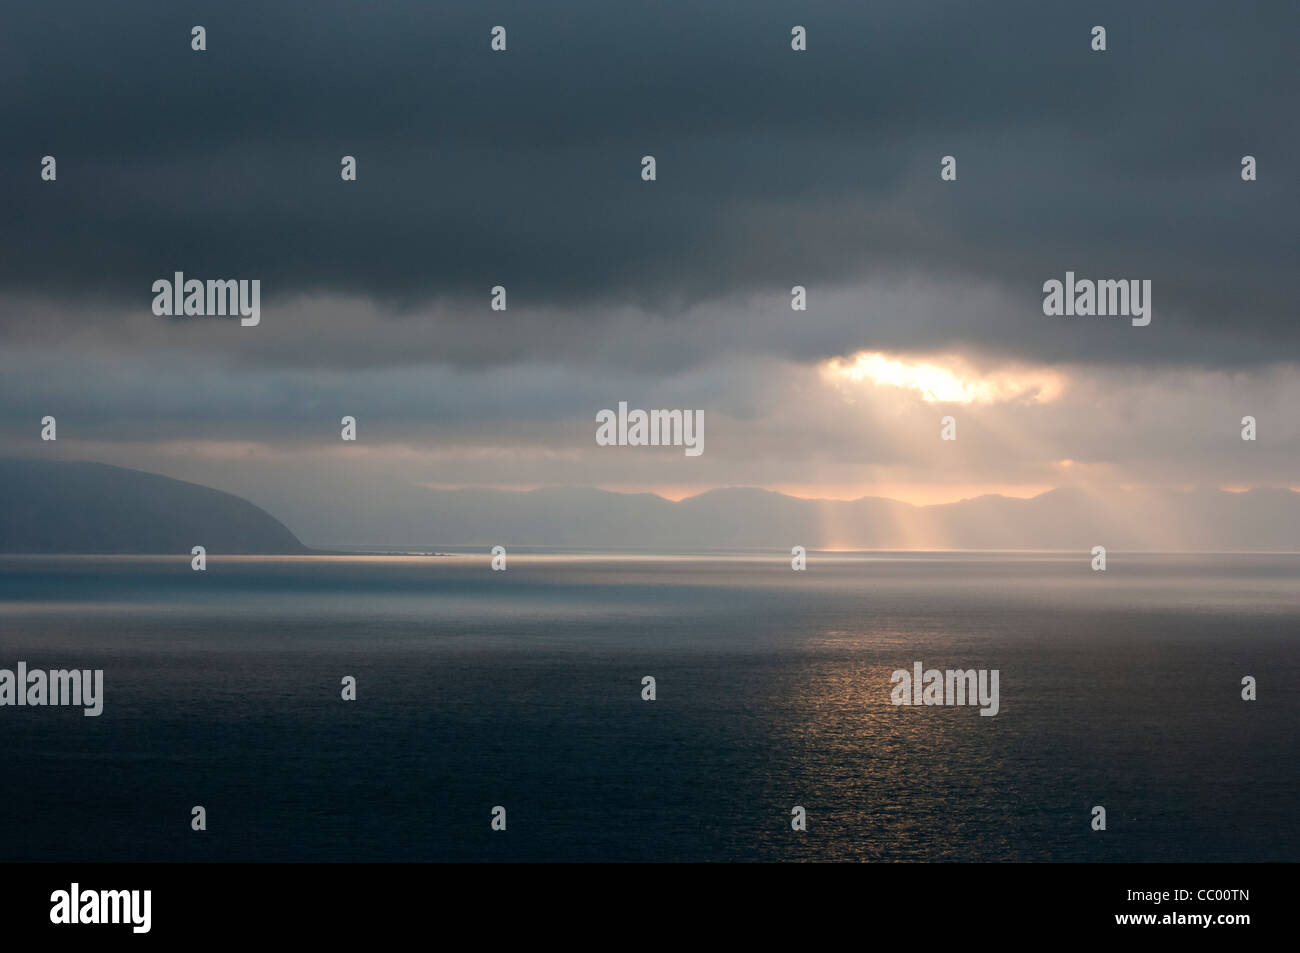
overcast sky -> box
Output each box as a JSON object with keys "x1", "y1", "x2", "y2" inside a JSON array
[{"x1": 2, "y1": 0, "x2": 1296, "y2": 534}]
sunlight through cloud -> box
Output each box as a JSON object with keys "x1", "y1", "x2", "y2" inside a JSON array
[{"x1": 821, "y1": 352, "x2": 1065, "y2": 405}]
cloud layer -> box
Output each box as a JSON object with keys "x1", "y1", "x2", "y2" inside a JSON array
[{"x1": 1, "y1": 0, "x2": 1296, "y2": 537}]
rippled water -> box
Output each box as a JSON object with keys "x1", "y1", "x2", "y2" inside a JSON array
[{"x1": 0, "y1": 552, "x2": 1296, "y2": 861}]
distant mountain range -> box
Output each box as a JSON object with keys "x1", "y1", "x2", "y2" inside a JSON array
[
  {"x1": 0, "y1": 458, "x2": 307, "y2": 554},
  {"x1": 2, "y1": 457, "x2": 1298, "y2": 553},
  {"x1": 311, "y1": 483, "x2": 1299, "y2": 552}
]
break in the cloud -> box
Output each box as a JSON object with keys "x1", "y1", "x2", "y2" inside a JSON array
[
  {"x1": 0, "y1": 0, "x2": 1296, "y2": 542},
  {"x1": 8, "y1": 343, "x2": 1298, "y2": 512}
]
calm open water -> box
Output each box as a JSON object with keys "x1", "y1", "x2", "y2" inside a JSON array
[{"x1": 0, "y1": 552, "x2": 1296, "y2": 862}]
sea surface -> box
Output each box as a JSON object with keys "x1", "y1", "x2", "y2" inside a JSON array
[{"x1": 0, "y1": 552, "x2": 1296, "y2": 862}]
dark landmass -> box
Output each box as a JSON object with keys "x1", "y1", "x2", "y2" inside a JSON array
[{"x1": 0, "y1": 458, "x2": 309, "y2": 554}]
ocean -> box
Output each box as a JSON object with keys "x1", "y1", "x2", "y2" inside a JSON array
[{"x1": 0, "y1": 552, "x2": 1295, "y2": 862}]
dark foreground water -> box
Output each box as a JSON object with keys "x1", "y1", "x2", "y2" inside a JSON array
[{"x1": 0, "y1": 552, "x2": 1296, "y2": 862}]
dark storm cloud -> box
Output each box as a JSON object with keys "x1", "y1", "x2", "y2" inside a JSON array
[{"x1": 0, "y1": 0, "x2": 1295, "y2": 367}]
